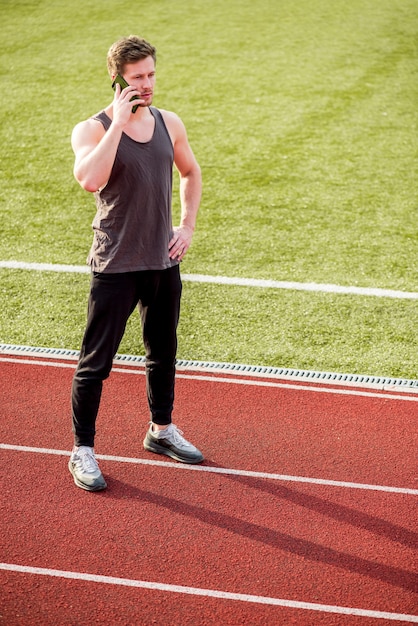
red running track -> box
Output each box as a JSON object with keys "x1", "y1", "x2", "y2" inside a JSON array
[{"x1": 0, "y1": 351, "x2": 417, "y2": 625}]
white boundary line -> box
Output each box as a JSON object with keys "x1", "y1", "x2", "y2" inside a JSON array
[
  {"x1": 1, "y1": 260, "x2": 417, "y2": 299},
  {"x1": 1, "y1": 444, "x2": 417, "y2": 495},
  {"x1": 1, "y1": 355, "x2": 417, "y2": 401},
  {"x1": 1, "y1": 563, "x2": 417, "y2": 622}
]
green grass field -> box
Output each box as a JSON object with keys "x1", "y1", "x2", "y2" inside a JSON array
[{"x1": 1, "y1": 0, "x2": 417, "y2": 379}]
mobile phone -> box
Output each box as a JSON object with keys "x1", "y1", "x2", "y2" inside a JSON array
[{"x1": 111, "y1": 74, "x2": 140, "y2": 113}]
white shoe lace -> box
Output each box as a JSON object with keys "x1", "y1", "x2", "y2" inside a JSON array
[
  {"x1": 164, "y1": 425, "x2": 193, "y2": 449},
  {"x1": 75, "y1": 447, "x2": 100, "y2": 474}
]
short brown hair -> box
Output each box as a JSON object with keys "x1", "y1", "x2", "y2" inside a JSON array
[{"x1": 107, "y1": 35, "x2": 156, "y2": 76}]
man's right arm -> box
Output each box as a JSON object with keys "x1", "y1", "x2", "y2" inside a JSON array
[
  {"x1": 71, "y1": 118, "x2": 124, "y2": 193},
  {"x1": 72, "y1": 82, "x2": 144, "y2": 192}
]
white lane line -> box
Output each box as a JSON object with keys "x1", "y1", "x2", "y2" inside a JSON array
[
  {"x1": 1, "y1": 563, "x2": 417, "y2": 622},
  {"x1": 1, "y1": 356, "x2": 417, "y2": 402},
  {"x1": 175, "y1": 373, "x2": 418, "y2": 402},
  {"x1": 184, "y1": 273, "x2": 418, "y2": 300},
  {"x1": 0, "y1": 356, "x2": 76, "y2": 369},
  {"x1": 0, "y1": 261, "x2": 89, "y2": 274},
  {"x1": 1, "y1": 260, "x2": 417, "y2": 299},
  {"x1": 1, "y1": 444, "x2": 417, "y2": 495}
]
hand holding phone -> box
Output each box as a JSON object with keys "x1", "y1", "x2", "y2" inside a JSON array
[{"x1": 111, "y1": 74, "x2": 141, "y2": 113}]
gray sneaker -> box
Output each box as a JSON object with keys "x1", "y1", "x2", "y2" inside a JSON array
[
  {"x1": 68, "y1": 446, "x2": 107, "y2": 491},
  {"x1": 143, "y1": 423, "x2": 204, "y2": 464}
]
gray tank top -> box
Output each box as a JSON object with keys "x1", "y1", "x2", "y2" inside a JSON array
[{"x1": 87, "y1": 107, "x2": 178, "y2": 273}]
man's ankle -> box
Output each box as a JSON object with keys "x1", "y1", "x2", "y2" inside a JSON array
[{"x1": 151, "y1": 423, "x2": 170, "y2": 433}]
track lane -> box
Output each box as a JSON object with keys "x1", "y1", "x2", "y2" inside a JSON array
[
  {"x1": 7, "y1": 569, "x2": 417, "y2": 626},
  {"x1": 1, "y1": 450, "x2": 417, "y2": 617},
  {"x1": 0, "y1": 359, "x2": 416, "y2": 488},
  {"x1": 0, "y1": 356, "x2": 417, "y2": 624}
]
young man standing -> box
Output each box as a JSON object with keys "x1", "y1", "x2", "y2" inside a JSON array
[{"x1": 69, "y1": 35, "x2": 203, "y2": 491}]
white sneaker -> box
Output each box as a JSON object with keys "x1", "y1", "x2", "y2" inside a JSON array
[
  {"x1": 143, "y1": 423, "x2": 204, "y2": 464},
  {"x1": 68, "y1": 446, "x2": 107, "y2": 491}
]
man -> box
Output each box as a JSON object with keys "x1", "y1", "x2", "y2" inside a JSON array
[{"x1": 68, "y1": 35, "x2": 203, "y2": 492}]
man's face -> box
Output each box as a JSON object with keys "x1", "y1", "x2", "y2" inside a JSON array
[{"x1": 121, "y1": 56, "x2": 156, "y2": 107}]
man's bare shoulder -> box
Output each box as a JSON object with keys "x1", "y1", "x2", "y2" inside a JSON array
[
  {"x1": 73, "y1": 115, "x2": 106, "y2": 136},
  {"x1": 158, "y1": 108, "x2": 187, "y2": 140},
  {"x1": 158, "y1": 108, "x2": 185, "y2": 126},
  {"x1": 71, "y1": 115, "x2": 106, "y2": 152}
]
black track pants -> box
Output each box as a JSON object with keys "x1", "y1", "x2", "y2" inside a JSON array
[{"x1": 71, "y1": 266, "x2": 182, "y2": 447}]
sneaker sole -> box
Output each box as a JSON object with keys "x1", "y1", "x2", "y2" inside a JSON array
[
  {"x1": 143, "y1": 439, "x2": 204, "y2": 464},
  {"x1": 68, "y1": 461, "x2": 107, "y2": 492}
]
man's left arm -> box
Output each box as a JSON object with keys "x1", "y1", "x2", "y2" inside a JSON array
[{"x1": 165, "y1": 113, "x2": 202, "y2": 261}]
